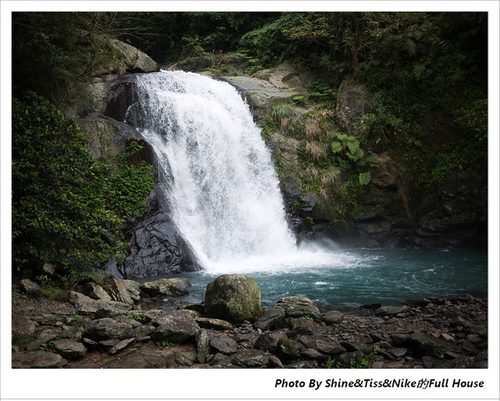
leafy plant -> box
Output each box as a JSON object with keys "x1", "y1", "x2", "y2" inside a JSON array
[
  {"x1": 12, "y1": 94, "x2": 154, "y2": 275},
  {"x1": 155, "y1": 340, "x2": 174, "y2": 348},
  {"x1": 128, "y1": 314, "x2": 148, "y2": 323},
  {"x1": 330, "y1": 133, "x2": 364, "y2": 161},
  {"x1": 358, "y1": 171, "x2": 371, "y2": 186},
  {"x1": 327, "y1": 350, "x2": 378, "y2": 369}
]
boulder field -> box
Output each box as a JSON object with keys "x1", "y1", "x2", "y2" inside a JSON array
[{"x1": 12, "y1": 274, "x2": 487, "y2": 369}]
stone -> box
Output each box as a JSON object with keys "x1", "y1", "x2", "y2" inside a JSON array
[
  {"x1": 101, "y1": 275, "x2": 135, "y2": 306},
  {"x1": 268, "y1": 355, "x2": 284, "y2": 368},
  {"x1": 83, "y1": 282, "x2": 112, "y2": 301},
  {"x1": 210, "y1": 353, "x2": 233, "y2": 367},
  {"x1": 285, "y1": 360, "x2": 318, "y2": 368},
  {"x1": 84, "y1": 317, "x2": 136, "y2": 341},
  {"x1": 204, "y1": 274, "x2": 262, "y2": 324},
  {"x1": 389, "y1": 348, "x2": 408, "y2": 358},
  {"x1": 107, "y1": 347, "x2": 168, "y2": 369},
  {"x1": 19, "y1": 279, "x2": 43, "y2": 297},
  {"x1": 140, "y1": 278, "x2": 191, "y2": 297},
  {"x1": 119, "y1": 189, "x2": 201, "y2": 278},
  {"x1": 51, "y1": 339, "x2": 87, "y2": 360},
  {"x1": 322, "y1": 310, "x2": 344, "y2": 325},
  {"x1": 230, "y1": 349, "x2": 269, "y2": 368},
  {"x1": 149, "y1": 310, "x2": 200, "y2": 344},
  {"x1": 289, "y1": 317, "x2": 318, "y2": 334},
  {"x1": 109, "y1": 39, "x2": 159, "y2": 73},
  {"x1": 69, "y1": 291, "x2": 132, "y2": 316},
  {"x1": 196, "y1": 329, "x2": 210, "y2": 363},
  {"x1": 210, "y1": 336, "x2": 238, "y2": 355},
  {"x1": 275, "y1": 296, "x2": 321, "y2": 320},
  {"x1": 254, "y1": 332, "x2": 284, "y2": 354},
  {"x1": 12, "y1": 351, "x2": 64, "y2": 368},
  {"x1": 222, "y1": 75, "x2": 298, "y2": 110},
  {"x1": 254, "y1": 306, "x2": 286, "y2": 331},
  {"x1": 122, "y1": 280, "x2": 142, "y2": 302},
  {"x1": 109, "y1": 338, "x2": 136, "y2": 355},
  {"x1": 278, "y1": 337, "x2": 305, "y2": 360},
  {"x1": 12, "y1": 315, "x2": 37, "y2": 341},
  {"x1": 315, "y1": 339, "x2": 346, "y2": 355},
  {"x1": 41, "y1": 263, "x2": 55, "y2": 276},
  {"x1": 302, "y1": 348, "x2": 326, "y2": 360},
  {"x1": 405, "y1": 333, "x2": 449, "y2": 358},
  {"x1": 375, "y1": 305, "x2": 409, "y2": 316},
  {"x1": 195, "y1": 317, "x2": 234, "y2": 331},
  {"x1": 174, "y1": 352, "x2": 194, "y2": 366}
]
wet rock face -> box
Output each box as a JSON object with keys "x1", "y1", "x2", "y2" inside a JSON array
[{"x1": 118, "y1": 189, "x2": 201, "y2": 278}]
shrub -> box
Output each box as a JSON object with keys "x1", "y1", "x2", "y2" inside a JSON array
[{"x1": 12, "y1": 93, "x2": 154, "y2": 275}]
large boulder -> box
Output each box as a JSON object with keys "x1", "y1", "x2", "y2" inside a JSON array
[
  {"x1": 204, "y1": 274, "x2": 262, "y2": 324},
  {"x1": 109, "y1": 39, "x2": 159, "y2": 74}
]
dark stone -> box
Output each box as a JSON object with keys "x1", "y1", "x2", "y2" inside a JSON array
[
  {"x1": 275, "y1": 296, "x2": 321, "y2": 320},
  {"x1": 322, "y1": 310, "x2": 344, "y2": 324},
  {"x1": 254, "y1": 306, "x2": 286, "y2": 331},
  {"x1": 51, "y1": 339, "x2": 87, "y2": 360},
  {"x1": 149, "y1": 310, "x2": 200, "y2": 344},
  {"x1": 196, "y1": 329, "x2": 210, "y2": 363},
  {"x1": 12, "y1": 351, "x2": 64, "y2": 368},
  {"x1": 118, "y1": 189, "x2": 201, "y2": 278},
  {"x1": 254, "y1": 332, "x2": 284, "y2": 354},
  {"x1": 84, "y1": 317, "x2": 136, "y2": 341},
  {"x1": 278, "y1": 337, "x2": 305, "y2": 360},
  {"x1": 230, "y1": 349, "x2": 269, "y2": 368},
  {"x1": 210, "y1": 336, "x2": 238, "y2": 355},
  {"x1": 315, "y1": 338, "x2": 346, "y2": 355}
]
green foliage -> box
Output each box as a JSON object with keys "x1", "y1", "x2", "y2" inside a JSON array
[
  {"x1": 128, "y1": 314, "x2": 148, "y2": 323},
  {"x1": 12, "y1": 12, "x2": 121, "y2": 105},
  {"x1": 358, "y1": 171, "x2": 371, "y2": 186},
  {"x1": 155, "y1": 340, "x2": 174, "y2": 348},
  {"x1": 44, "y1": 287, "x2": 70, "y2": 302},
  {"x1": 327, "y1": 350, "x2": 378, "y2": 369},
  {"x1": 12, "y1": 94, "x2": 154, "y2": 274},
  {"x1": 330, "y1": 133, "x2": 364, "y2": 161}
]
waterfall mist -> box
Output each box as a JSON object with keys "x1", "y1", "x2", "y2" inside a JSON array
[{"x1": 126, "y1": 71, "x2": 339, "y2": 273}]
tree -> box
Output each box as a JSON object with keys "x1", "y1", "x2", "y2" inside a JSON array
[{"x1": 12, "y1": 93, "x2": 154, "y2": 275}]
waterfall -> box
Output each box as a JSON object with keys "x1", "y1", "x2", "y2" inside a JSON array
[{"x1": 126, "y1": 70, "x2": 305, "y2": 272}]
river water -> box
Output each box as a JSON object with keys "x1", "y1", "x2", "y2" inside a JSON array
[{"x1": 149, "y1": 247, "x2": 487, "y2": 309}]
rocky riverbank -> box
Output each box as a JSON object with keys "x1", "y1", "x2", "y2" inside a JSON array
[{"x1": 12, "y1": 274, "x2": 487, "y2": 369}]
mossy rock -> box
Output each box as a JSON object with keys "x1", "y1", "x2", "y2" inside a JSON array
[{"x1": 204, "y1": 274, "x2": 261, "y2": 324}]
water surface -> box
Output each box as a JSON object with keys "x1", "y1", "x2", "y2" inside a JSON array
[{"x1": 146, "y1": 247, "x2": 488, "y2": 310}]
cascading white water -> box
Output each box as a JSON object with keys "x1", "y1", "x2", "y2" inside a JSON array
[{"x1": 127, "y1": 70, "x2": 337, "y2": 273}]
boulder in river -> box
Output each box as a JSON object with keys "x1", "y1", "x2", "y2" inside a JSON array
[{"x1": 204, "y1": 274, "x2": 262, "y2": 324}]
